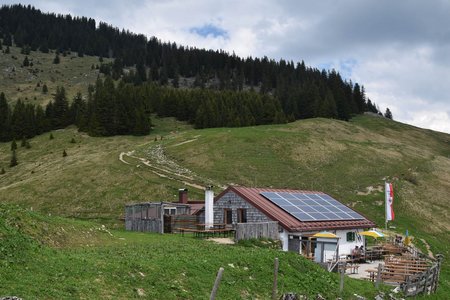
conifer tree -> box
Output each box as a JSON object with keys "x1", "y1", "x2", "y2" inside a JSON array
[
  {"x1": 10, "y1": 150, "x2": 18, "y2": 167},
  {"x1": 11, "y1": 139, "x2": 17, "y2": 151},
  {"x1": 21, "y1": 45, "x2": 30, "y2": 55},
  {"x1": 172, "y1": 70, "x2": 180, "y2": 88},
  {"x1": 0, "y1": 167, "x2": 5, "y2": 175},
  {"x1": 42, "y1": 84, "x2": 48, "y2": 94},
  {"x1": 53, "y1": 53, "x2": 60, "y2": 64},
  {"x1": 23, "y1": 56, "x2": 30, "y2": 67},
  {"x1": 384, "y1": 108, "x2": 393, "y2": 120},
  {"x1": 62, "y1": 149, "x2": 67, "y2": 157},
  {"x1": 49, "y1": 133, "x2": 54, "y2": 140},
  {"x1": 0, "y1": 92, "x2": 11, "y2": 141},
  {"x1": 52, "y1": 86, "x2": 69, "y2": 128}
]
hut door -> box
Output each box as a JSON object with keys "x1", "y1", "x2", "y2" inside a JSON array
[{"x1": 224, "y1": 209, "x2": 232, "y2": 225}]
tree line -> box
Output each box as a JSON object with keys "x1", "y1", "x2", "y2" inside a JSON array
[
  {"x1": 0, "y1": 4, "x2": 384, "y2": 120},
  {"x1": 0, "y1": 78, "x2": 289, "y2": 141},
  {"x1": 1, "y1": 72, "x2": 394, "y2": 143}
]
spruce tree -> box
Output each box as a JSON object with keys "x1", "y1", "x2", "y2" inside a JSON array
[
  {"x1": 63, "y1": 149, "x2": 67, "y2": 157},
  {"x1": 0, "y1": 167, "x2": 5, "y2": 175},
  {"x1": 49, "y1": 133, "x2": 54, "y2": 140},
  {"x1": 384, "y1": 108, "x2": 393, "y2": 120},
  {"x1": 0, "y1": 92, "x2": 11, "y2": 142},
  {"x1": 5, "y1": 46, "x2": 10, "y2": 54},
  {"x1": 42, "y1": 84, "x2": 48, "y2": 94},
  {"x1": 53, "y1": 53, "x2": 60, "y2": 64},
  {"x1": 10, "y1": 150, "x2": 18, "y2": 167},
  {"x1": 11, "y1": 139, "x2": 17, "y2": 151},
  {"x1": 23, "y1": 56, "x2": 30, "y2": 67},
  {"x1": 52, "y1": 86, "x2": 69, "y2": 128}
]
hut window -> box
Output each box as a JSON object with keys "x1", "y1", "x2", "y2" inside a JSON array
[
  {"x1": 164, "y1": 207, "x2": 177, "y2": 215},
  {"x1": 346, "y1": 232, "x2": 355, "y2": 242},
  {"x1": 237, "y1": 209, "x2": 247, "y2": 223}
]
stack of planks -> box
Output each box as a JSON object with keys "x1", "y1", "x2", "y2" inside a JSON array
[{"x1": 381, "y1": 255, "x2": 430, "y2": 284}]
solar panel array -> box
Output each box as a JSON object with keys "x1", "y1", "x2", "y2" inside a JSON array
[{"x1": 260, "y1": 191, "x2": 364, "y2": 222}]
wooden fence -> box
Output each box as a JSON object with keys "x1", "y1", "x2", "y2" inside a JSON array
[
  {"x1": 164, "y1": 214, "x2": 198, "y2": 233},
  {"x1": 235, "y1": 221, "x2": 279, "y2": 241},
  {"x1": 125, "y1": 218, "x2": 162, "y2": 233},
  {"x1": 400, "y1": 254, "x2": 443, "y2": 297}
]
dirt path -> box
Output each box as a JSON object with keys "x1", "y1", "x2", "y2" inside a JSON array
[
  {"x1": 119, "y1": 151, "x2": 133, "y2": 165},
  {"x1": 171, "y1": 139, "x2": 197, "y2": 147},
  {"x1": 119, "y1": 144, "x2": 225, "y2": 190},
  {"x1": 420, "y1": 238, "x2": 435, "y2": 259}
]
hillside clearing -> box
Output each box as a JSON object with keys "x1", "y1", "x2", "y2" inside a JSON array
[{"x1": 0, "y1": 45, "x2": 110, "y2": 105}]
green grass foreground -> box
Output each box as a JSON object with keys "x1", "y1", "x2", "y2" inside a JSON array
[{"x1": 0, "y1": 205, "x2": 387, "y2": 299}]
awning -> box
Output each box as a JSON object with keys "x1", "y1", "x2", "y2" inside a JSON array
[
  {"x1": 312, "y1": 231, "x2": 339, "y2": 238},
  {"x1": 359, "y1": 230, "x2": 384, "y2": 238}
]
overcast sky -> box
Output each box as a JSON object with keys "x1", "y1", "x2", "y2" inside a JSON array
[{"x1": 3, "y1": 0, "x2": 450, "y2": 133}]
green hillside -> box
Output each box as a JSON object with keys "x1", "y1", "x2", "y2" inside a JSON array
[{"x1": 1, "y1": 114, "x2": 449, "y2": 298}]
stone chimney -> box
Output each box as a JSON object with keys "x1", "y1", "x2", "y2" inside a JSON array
[{"x1": 178, "y1": 188, "x2": 188, "y2": 204}]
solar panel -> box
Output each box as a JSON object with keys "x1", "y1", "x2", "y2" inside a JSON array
[{"x1": 260, "y1": 191, "x2": 364, "y2": 222}]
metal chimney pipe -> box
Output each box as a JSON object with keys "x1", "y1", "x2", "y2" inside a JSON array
[{"x1": 205, "y1": 185, "x2": 214, "y2": 229}]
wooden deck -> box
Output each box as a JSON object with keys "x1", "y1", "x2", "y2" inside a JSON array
[{"x1": 178, "y1": 227, "x2": 235, "y2": 238}]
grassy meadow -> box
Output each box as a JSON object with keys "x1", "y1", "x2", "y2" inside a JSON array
[{"x1": 1, "y1": 204, "x2": 391, "y2": 299}]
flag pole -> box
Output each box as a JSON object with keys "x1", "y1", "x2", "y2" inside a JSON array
[{"x1": 384, "y1": 181, "x2": 388, "y2": 230}]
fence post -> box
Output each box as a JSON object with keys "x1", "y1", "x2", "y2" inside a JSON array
[
  {"x1": 272, "y1": 257, "x2": 279, "y2": 300},
  {"x1": 433, "y1": 254, "x2": 443, "y2": 293},
  {"x1": 375, "y1": 263, "x2": 382, "y2": 289},
  {"x1": 423, "y1": 269, "x2": 431, "y2": 295},
  {"x1": 210, "y1": 267, "x2": 224, "y2": 300},
  {"x1": 339, "y1": 262, "x2": 345, "y2": 294}
]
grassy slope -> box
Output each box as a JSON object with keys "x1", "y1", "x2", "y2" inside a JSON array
[
  {"x1": 0, "y1": 117, "x2": 194, "y2": 222},
  {"x1": 1, "y1": 115, "x2": 449, "y2": 298},
  {"x1": 0, "y1": 45, "x2": 110, "y2": 105},
  {"x1": 1, "y1": 204, "x2": 386, "y2": 299}
]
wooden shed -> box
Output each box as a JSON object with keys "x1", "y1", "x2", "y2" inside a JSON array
[{"x1": 125, "y1": 202, "x2": 196, "y2": 233}]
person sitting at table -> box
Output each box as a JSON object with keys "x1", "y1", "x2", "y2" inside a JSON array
[
  {"x1": 351, "y1": 246, "x2": 359, "y2": 260},
  {"x1": 359, "y1": 246, "x2": 365, "y2": 262}
]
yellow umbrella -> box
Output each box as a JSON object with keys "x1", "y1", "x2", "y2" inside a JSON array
[
  {"x1": 359, "y1": 230, "x2": 384, "y2": 238},
  {"x1": 312, "y1": 231, "x2": 339, "y2": 238}
]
